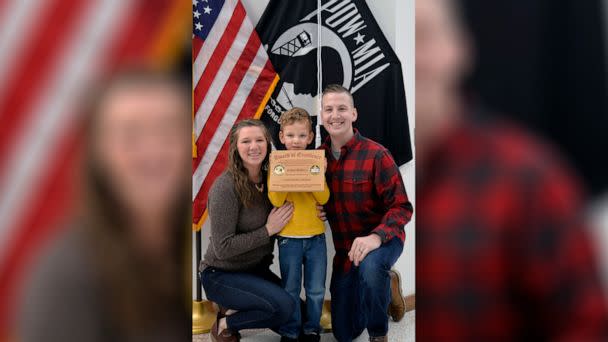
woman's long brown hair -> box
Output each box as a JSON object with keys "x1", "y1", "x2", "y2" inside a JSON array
[
  {"x1": 227, "y1": 119, "x2": 272, "y2": 207},
  {"x1": 80, "y1": 67, "x2": 190, "y2": 337}
]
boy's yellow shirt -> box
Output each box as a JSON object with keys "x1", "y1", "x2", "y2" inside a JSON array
[{"x1": 267, "y1": 175, "x2": 330, "y2": 237}]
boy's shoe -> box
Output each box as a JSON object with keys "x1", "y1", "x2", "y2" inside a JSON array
[
  {"x1": 300, "y1": 333, "x2": 321, "y2": 342},
  {"x1": 388, "y1": 269, "x2": 406, "y2": 322},
  {"x1": 369, "y1": 336, "x2": 387, "y2": 342},
  {"x1": 280, "y1": 337, "x2": 299, "y2": 342}
]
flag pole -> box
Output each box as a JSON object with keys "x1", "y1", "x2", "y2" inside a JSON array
[
  {"x1": 192, "y1": 227, "x2": 216, "y2": 334},
  {"x1": 315, "y1": 0, "x2": 323, "y2": 148},
  {"x1": 195, "y1": 230, "x2": 202, "y2": 301}
]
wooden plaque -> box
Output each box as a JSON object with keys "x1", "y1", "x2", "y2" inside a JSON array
[{"x1": 268, "y1": 150, "x2": 325, "y2": 192}]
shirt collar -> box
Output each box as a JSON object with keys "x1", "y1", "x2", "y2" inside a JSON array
[{"x1": 322, "y1": 128, "x2": 362, "y2": 153}]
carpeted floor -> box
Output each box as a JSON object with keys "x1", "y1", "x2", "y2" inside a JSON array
[{"x1": 193, "y1": 310, "x2": 415, "y2": 341}]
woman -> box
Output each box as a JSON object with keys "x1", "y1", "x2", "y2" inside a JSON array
[
  {"x1": 200, "y1": 119, "x2": 295, "y2": 342},
  {"x1": 17, "y1": 68, "x2": 191, "y2": 341}
]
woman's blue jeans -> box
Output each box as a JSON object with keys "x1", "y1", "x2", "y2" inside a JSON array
[{"x1": 201, "y1": 264, "x2": 295, "y2": 332}]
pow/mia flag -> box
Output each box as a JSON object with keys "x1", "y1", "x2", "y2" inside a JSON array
[{"x1": 256, "y1": 0, "x2": 412, "y2": 165}]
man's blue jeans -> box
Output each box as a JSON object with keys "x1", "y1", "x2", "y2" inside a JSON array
[
  {"x1": 277, "y1": 234, "x2": 327, "y2": 339},
  {"x1": 330, "y1": 237, "x2": 403, "y2": 342}
]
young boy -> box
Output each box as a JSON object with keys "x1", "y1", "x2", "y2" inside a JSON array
[
  {"x1": 268, "y1": 108, "x2": 330, "y2": 342},
  {"x1": 320, "y1": 84, "x2": 413, "y2": 342}
]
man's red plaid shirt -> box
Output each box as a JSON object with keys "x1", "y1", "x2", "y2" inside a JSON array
[{"x1": 321, "y1": 130, "x2": 413, "y2": 274}]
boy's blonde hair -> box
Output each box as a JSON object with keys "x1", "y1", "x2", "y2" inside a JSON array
[{"x1": 279, "y1": 107, "x2": 313, "y2": 132}]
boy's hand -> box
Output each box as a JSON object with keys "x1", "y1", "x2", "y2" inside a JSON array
[
  {"x1": 323, "y1": 157, "x2": 328, "y2": 171},
  {"x1": 349, "y1": 234, "x2": 382, "y2": 266}
]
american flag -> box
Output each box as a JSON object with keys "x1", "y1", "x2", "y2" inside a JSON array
[
  {"x1": 0, "y1": 0, "x2": 190, "y2": 334},
  {"x1": 192, "y1": 0, "x2": 278, "y2": 229}
]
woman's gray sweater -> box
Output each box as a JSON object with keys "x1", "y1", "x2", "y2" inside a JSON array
[{"x1": 200, "y1": 171, "x2": 274, "y2": 272}]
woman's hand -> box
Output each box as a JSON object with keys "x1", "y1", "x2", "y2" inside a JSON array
[{"x1": 265, "y1": 202, "x2": 294, "y2": 235}]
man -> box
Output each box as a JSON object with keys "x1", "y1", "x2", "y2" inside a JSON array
[
  {"x1": 320, "y1": 84, "x2": 413, "y2": 342},
  {"x1": 416, "y1": 0, "x2": 608, "y2": 339}
]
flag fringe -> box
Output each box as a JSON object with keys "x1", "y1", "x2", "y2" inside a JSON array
[
  {"x1": 254, "y1": 75, "x2": 280, "y2": 119},
  {"x1": 149, "y1": 1, "x2": 191, "y2": 66},
  {"x1": 193, "y1": 209, "x2": 208, "y2": 232}
]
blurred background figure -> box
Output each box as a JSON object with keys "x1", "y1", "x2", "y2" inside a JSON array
[
  {"x1": 0, "y1": 0, "x2": 191, "y2": 340},
  {"x1": 458, "y1": 0, "x2": 608, "y2": 304},
  {"x1": 458, "y1": 0, "x2": 608, "y2": 198},
  {"x1": 416, "y1": 0, "x2": 608, "y2": 339},
  {"x1": 17, "y1": 68, "x2": 191, "y2": 341}
]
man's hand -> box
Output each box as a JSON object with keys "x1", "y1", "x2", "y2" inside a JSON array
[
  {"x1": 316, "y1": 204, "x2": 327, "y2": 221},
  {"x1": 348, "y1": 234, "x2": 382, "y2": 266}
]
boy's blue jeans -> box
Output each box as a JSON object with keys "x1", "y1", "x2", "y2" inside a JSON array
[{"x1": 277, "y1": 234, "x2": 327, "y2": 339}]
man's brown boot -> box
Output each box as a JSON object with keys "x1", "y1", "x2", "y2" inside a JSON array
[
  {"x1": 369, "y1": 336, "x2": 388, "y2": 342},
  {"x1": 388, "y1": 269, "x2": 406, "y2": 322}
]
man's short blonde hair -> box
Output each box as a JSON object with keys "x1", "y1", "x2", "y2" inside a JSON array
[{"x1": 322, "y1": 84, "x2": 354, "y2": 106}]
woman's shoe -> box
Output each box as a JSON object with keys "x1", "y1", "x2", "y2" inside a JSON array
[{"x1": 210, "y1": 313, "x2": 240, "y2": 342}]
